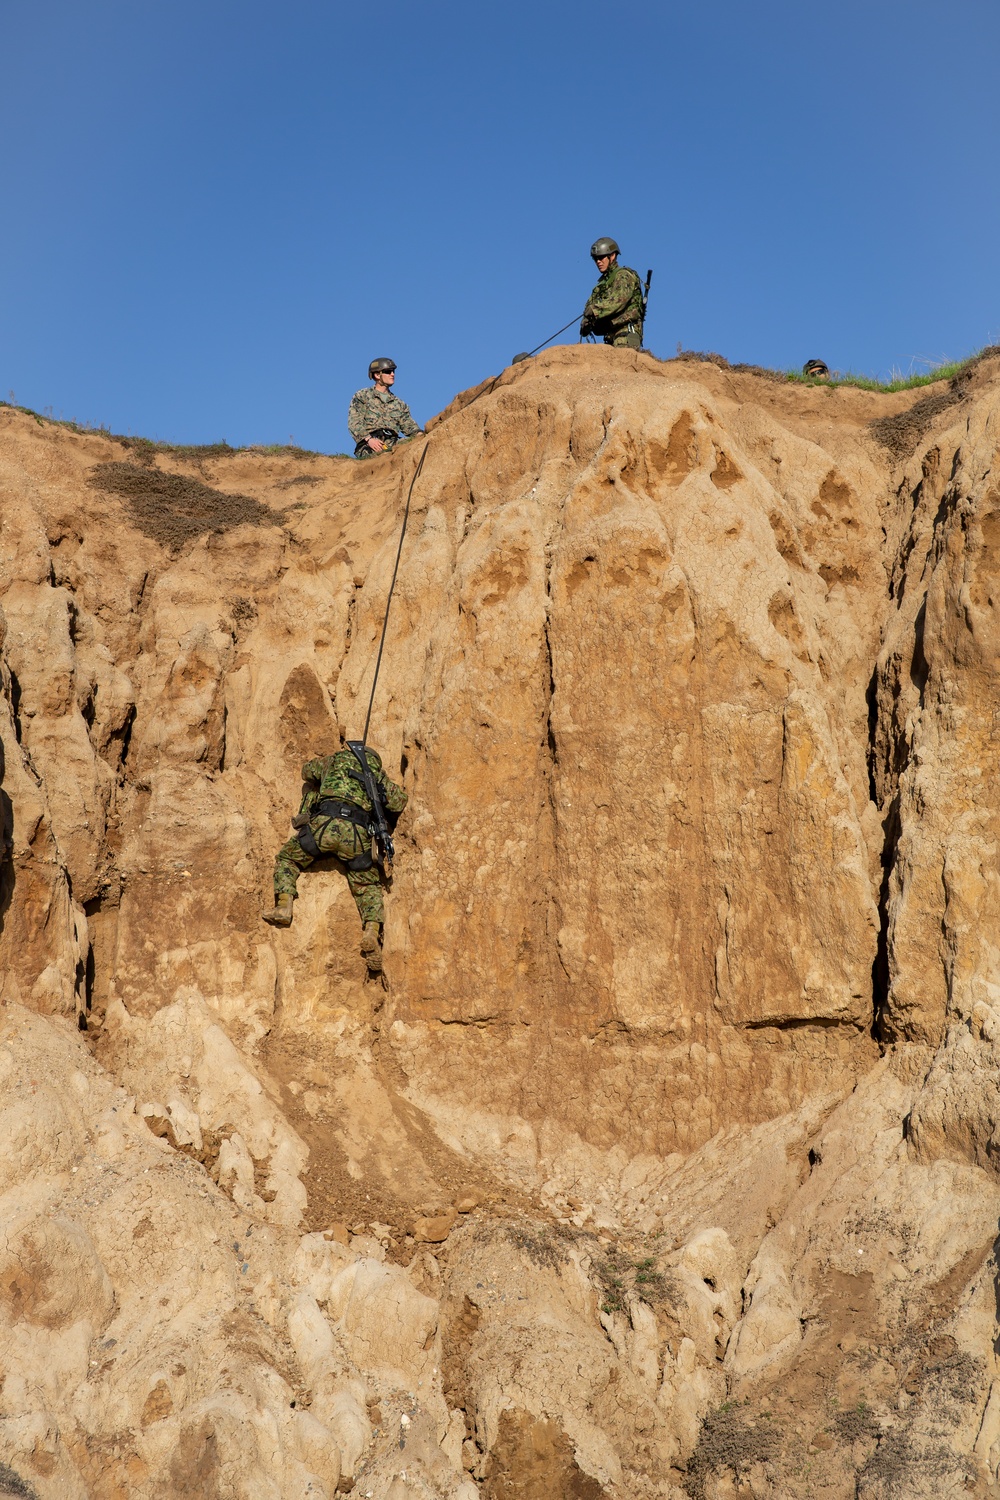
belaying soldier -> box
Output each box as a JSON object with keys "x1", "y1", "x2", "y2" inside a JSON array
[
  {"x1": 580, "y1": 238, "x2": 645, "y2": 350},
  {"x1": 348, "y1": 358, "x2": 422, "y2": 459},
  {"x1": 262, "y1": 738, "x2": 407, "y2": 974}
]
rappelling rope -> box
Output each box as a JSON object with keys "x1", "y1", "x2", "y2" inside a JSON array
[
  {"x1": 360, "y1": 439, "x2": 429, "y2": 747},
  {"x1": 521, "y1": 312, "x2": 586, "y2": 360},
  {"x1": 358, "y1": 307, "x2": 587, "y2": 740}
]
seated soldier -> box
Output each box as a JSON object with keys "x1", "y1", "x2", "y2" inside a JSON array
[
  {"x1": 262, "y1": 738, "x2": 407, "y2": 973},
  {"x1": 348, "y1": 357, "x2": 422, "y2": 459}
]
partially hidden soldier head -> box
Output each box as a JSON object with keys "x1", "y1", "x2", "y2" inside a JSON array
[
  {"x1": 368, "y1": 357, "x2": 397, "y2": 387},
  {"x1": 590, "y1": 237, "x2": 620, "y2": 267},
  {"x1": 803, "y1": 359, "x2": 830, "y2": 380}
]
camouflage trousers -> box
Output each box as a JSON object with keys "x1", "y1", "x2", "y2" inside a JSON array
[
  {"x1": 605, "y1": 325, "x2": 643, "y2": 350},
  {"x1": 273, "y1": 816, "x2": 385, "y2": 924}
]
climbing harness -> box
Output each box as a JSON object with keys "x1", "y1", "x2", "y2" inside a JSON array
[{"x1": 296, "y1": 798, "x2": 376, "y2": 870}]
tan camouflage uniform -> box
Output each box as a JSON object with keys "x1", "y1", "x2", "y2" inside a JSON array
[
  {"x1": 347, "y1": 386, "x2": 422, "y2": 459},
  {"x1": 582, "y1": 263, "x2": 644, "y2": 349},
  {"x1": 272, "y1": 748, "x2": 408, "y2": 924}
]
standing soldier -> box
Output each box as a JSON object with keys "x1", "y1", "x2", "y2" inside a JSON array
[
  {"x1": 580, "y1": 238, "x2": 645, "y2": 350},
  {"x1": 348, "y1": 358, "x2": 422, "y2": 459},
  {"x1": 261, "y1": 740, "x2": 407, "y2": 973}
]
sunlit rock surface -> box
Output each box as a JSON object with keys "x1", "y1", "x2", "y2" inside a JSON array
[{"x1": 1, "y1": 346, "x2": 999, "y2": 1497}]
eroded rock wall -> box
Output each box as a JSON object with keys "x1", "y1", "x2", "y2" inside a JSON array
[{"x1": 0, "y1": 348, "x2": 998, "y2": 1498}]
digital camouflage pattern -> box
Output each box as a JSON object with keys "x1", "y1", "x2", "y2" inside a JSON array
[
  {"x1": 272, "y1": 749, "x2": 408, "y2": 924},
  {"x1": 297, "y1": 749, "x2": 406, "y2": 815},
  {"x1": 347, "y1": 386, "x2": 421, "y2": 458},
  {"x1": 582, "y1": 263, "x2": 644, "y2": 349}
]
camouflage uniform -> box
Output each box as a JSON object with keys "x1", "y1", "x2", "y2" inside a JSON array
[
  {"x1": 272, "y1": 748, "x2": 408, "y2": 924},
  {"x1": 582, "y1": 263, "x2": 644, "y2": 349},
  {"x1": 347, "y1": 387, "x2": 422, "y2": 459}
]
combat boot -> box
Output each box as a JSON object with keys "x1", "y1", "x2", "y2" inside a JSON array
[
  {"x1": 262, "y1": 893, "x2": 294, "y2": 928},
  {"x1": 360, "y1": 921, "x2": 382, "y2": 972}
]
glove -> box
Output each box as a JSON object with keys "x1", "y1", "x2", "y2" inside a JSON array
[
  {"x1": 291, "y1": 813, "x2": 310, "y2": 830},
  {"x1": 580, "y1": 318, "x2": 594, "y2": 338}
]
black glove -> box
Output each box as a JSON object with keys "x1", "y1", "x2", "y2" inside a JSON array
[{"x1": 580, "y1": 318, "x2": 594, "y2": 339}]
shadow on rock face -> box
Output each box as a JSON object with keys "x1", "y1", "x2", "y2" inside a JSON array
[
  {"x1": 0, "y1": 731, "x2": 12, "y2": 938},
  {"x1": 484, "y1": 1411, "x2": 607, "y2": 1499},
  {"x1": 88, "y1": 461, "x2": 277, "y2": 548}
]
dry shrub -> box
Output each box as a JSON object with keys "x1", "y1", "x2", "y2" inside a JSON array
[{"x1": 89, "y1": 462, "x2": 276, "y2": 547}]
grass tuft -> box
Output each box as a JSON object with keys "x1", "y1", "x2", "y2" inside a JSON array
[
  {"x1": 595, "y1": 1244, "x2": 678, "y2": 1314},
  {"x1": 683, "y1": 1402, "x2": 780, "y2": 1498}
]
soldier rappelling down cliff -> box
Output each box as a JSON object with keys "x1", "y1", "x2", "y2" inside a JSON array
[
  {"x1": 262, "y1": 737, "x2": 407, "y2": 973},
  {"x1": 579, "y1": 237, "x2": 645, "y2": 350},
  {"x1": 348, "y1": 357, "x2": 422, "y2": 459},
  {"x1": 264, "y1": 411, "x2": 427, "y2": 970}
]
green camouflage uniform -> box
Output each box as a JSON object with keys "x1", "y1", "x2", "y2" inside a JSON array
[
  {"x1": 582, "y1": 263, "x2": 644, "y2": 349},
  {"x1": 348, "y1": 386, "x2": 422, "y2": 459},
  {"x1": 272, "y1": 748, "x2": 408, "y2": 924}
]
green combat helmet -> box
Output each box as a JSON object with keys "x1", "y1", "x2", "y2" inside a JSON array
[
  {"x1": 590, "y1": 237, "x2": 620, "y2": 259},
  {"x1": 803, "y1": 359, "x2": 830, "y2": 379},
  {"x1": 368, "y1": 357, "x2": 397, "y2": 378}
]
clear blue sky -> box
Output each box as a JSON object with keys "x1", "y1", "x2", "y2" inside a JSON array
[{"x1": 2, "y1": 1, "x2": 997, "y2": 451}]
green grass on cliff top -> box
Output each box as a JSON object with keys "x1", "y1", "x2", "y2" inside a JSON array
[
  {"x1": 784, "y1": 355, "x2": 972, "y2": 392},
  {"x1": 0, "y1": 403, "x2": 332, "y2": 460}
]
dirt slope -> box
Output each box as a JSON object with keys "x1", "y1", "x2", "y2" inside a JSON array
[{"x1": 1, "y1": 346, "x2": 999, "y2": 1498}]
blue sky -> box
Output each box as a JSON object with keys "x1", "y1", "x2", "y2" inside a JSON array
[{"x1": 2, "y1": 1, "x2": 997, "y2": 451}]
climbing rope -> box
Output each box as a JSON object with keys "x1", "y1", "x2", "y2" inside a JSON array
[
  {"x1": 360, "y1": 439, "x2": 429, "y2": 747},
  {"x1": 357, "y1": 299, "x2": 610, "y2": 740},
  {"x1": 519, "y1": 311, "x2": 587, "y2": 361}
]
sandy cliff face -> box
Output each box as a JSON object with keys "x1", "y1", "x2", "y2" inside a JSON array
[{"x1": 1, "y1": 347, "x2": 999, "y2": 1499}]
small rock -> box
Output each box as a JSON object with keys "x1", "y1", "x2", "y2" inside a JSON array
[
  {"x1": 810, "y1": 1430, "x2": 834, "y2": 1450},
  {"x1": 454, "y1": 1188, "x2": 481, "y2": 1214},
  {"x1": 413, "y1": 1208, "x2": 458, "y2": 1244},
  {"x1": 325, "y1": 1222, "x2": 350, "y2": 1247},
  {"x1": 139, "y1": 1104, "x2": 170, "y2": 1140}
]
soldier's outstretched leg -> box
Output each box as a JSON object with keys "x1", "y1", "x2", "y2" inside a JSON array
[
  {"x1": 347, "y1": 867, "x2": 385, "y2": 972},
  {"x1": 262, "y1": 836, "x2": 313, "y2": 927}
]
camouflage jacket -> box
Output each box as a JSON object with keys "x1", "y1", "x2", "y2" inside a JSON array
[
  {"x1": 347, "y1": 386, "x2": 421, "y2": 444},
  {"x1": 584, "y1": 263, "x2": 644, "y2": 332},
  {"x1": 299, "y1": 748, "x2": 408, "y2": 820}
]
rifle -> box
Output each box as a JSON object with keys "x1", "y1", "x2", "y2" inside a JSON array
[
  {"x1": 642, "y1": 268, "x2": 653, "y2": 321},
  {"x1": 346, "y1": 740, "x2": 395, "y2": 876}
]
